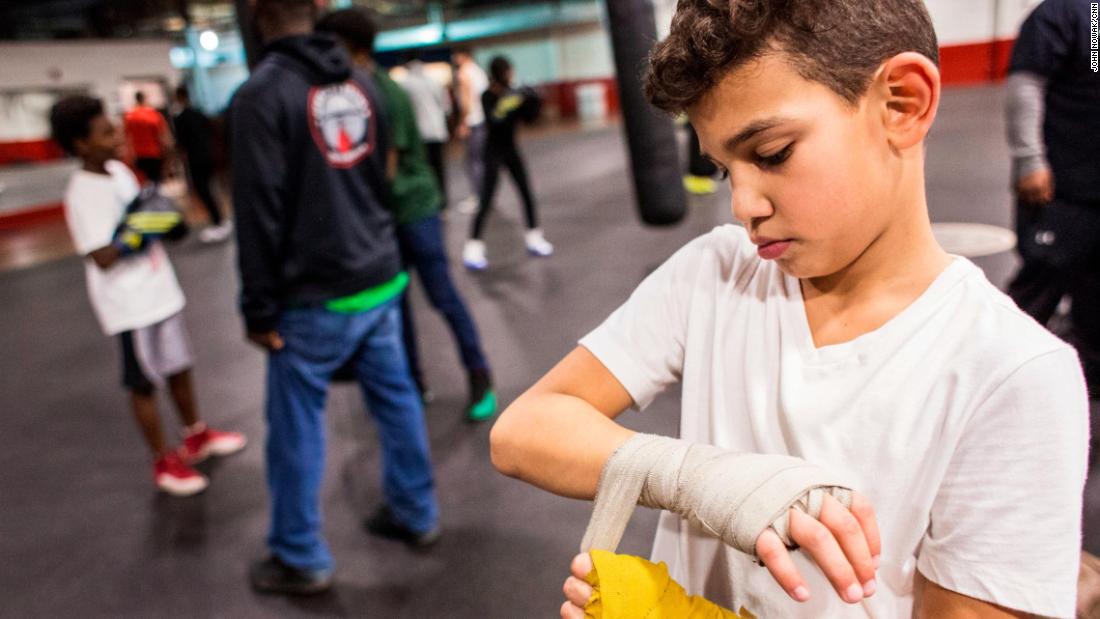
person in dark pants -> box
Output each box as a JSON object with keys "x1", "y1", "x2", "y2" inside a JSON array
[
  {"x1": 317, "y1": 8, "x2": 497, "y2": 422},
  {"x1": 452, "y1": 49, "x2": 488, "y2": 214},
  {"x1": 1005, "y1": 0, "x2": 1100, "y2": 398},
  {"x1": 172, "y1": 86, "x2": 232, "y2": 243},
  {"x1": 462, "y1": 55, "x2": 553, "y2": 270},
  {"x1": 424, "y1": 139, "x2": 447, "y2": 206},
  {"x1": 230, "y1": 0, "x2": 440, "y2": 596}
]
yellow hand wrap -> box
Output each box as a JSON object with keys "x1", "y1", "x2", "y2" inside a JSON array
[
  {"x1": 493, "y1": 94, "x2": 525, "y2": 119},
  {"x1": 583, "y1": 550, "x2": 751, "y2": 619},
  {"x1": 118, "y1": 228, "x2": 144, "y2": 250}
]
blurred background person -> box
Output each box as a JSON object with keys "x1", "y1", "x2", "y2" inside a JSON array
[
  {"x1": 401, "y1": 54, "x2": 453, "y2": 211},
  {"x1": 123, "y1": 90, "x2": 173, "y2": 185},
  {"x1": 318, "y1": 8, "x2": 498, "y2": 422},
  {"x1": 172, "y1": 85, "x2": 231, "y2": 243},
  {"x1": 452, "y1": 48, "x2": 488, "y2": 215},
  {"x1": 50, "y1": 94, "x2": 245, "y2": 497},
  {"x1": 462, "y1": 55, "x2": 552, "y2": 271},
  {"x1": 230, "y1": 0, "x2": 440, "y2": 596},
  {"x1": 1005, "y1": 0, "x2": 1100, "y2": 399}
]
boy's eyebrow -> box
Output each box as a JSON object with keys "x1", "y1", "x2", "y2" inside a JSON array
[{"x1": 722, "y1": 116, "x2": 794, "y2": 153}]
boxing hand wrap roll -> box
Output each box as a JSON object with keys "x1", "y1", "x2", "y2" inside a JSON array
[
  {"x1": 580, "y1": 434, "x2": 853, "y2": 558},
  {"x1": 584, "y1": 550, "x2": 745, "y2": 618}
]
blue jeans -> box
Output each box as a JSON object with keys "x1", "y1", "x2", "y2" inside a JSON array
[
  {"x1": 265, "y1": 299, "x2": 437, "y2": 572},
  {"x1": 398, "y1": 214, "x2": 489, "y2": 388}
]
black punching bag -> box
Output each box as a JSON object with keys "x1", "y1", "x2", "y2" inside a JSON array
[{"x1": 604, "y1": 0, "x2": 686, "y2": 226}]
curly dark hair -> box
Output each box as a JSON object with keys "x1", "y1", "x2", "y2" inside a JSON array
[
  {"x1": 644, "y1": 0, "x2": 939, "y2": 113},
  {"x1": 49, "y1": 94, "x2": 103, "y2": 155}
]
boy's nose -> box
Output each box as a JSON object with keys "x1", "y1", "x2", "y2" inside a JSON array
[{"x1": 731, "y1": 184, "x2": 773, "y2": 226}]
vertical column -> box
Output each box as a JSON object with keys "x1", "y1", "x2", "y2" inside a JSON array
[
  {"x1": 603, "y1": 0, "x2": 686, "y2": 226},
  {"x1": 234, "y1": 0, "x2": 263, "y2": 69}
]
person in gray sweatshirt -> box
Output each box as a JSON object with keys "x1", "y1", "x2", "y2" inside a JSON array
[{"x1": 1005, "y1": 0, "x2": 1100, "y2": 399}]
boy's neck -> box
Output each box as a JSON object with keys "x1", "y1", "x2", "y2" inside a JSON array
[
  {"x1": 799, "y1": 186, "x2": 951, "y2": 346},
  {"x1": 82, "y1": 159, "x2": 109, "y2": 175}
]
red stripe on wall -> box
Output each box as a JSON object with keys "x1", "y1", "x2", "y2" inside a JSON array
[
  {"x1": 0, "y1": 203, "x2": 65, "y2": 231},
  {"x1": 0, "y1": 139, "x2": 65, "y2": 166},
  {"x1": 939, "y1": 38, "x2": 1016, "y2": 85}
]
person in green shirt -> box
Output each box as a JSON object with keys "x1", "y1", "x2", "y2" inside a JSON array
[{"x1": 318, "y1": 8, "x2": 496, "y2": 422}]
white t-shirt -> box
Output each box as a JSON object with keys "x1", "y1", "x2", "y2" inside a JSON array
[
  {"x1": 458, "y1": 61, "x2": 489, "y2": 127},
  {"x1": 580, "y1": 225, "x2": 1088, "y2": 619},
  {"x1": 63, "y1": 160, "x2": 185, "y2": 336},
  {"x1": 400, "y1": 63, "x2": 451, "y2": 143}
]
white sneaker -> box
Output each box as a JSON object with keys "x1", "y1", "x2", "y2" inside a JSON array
[
  {"x1": 456, "y1": 197, "x2": 479, "y2": 215},
  {"x1": 463, "y1": 239, "x2": 488, "y2": 270},
  {"x1": 524, "y1": 228, "x2": 554, "y2": 257},
  {"x1": 199, "y1": 221, "x2": 233, "y2": 243}
]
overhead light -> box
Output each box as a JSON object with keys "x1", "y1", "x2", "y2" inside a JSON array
[{"x1": 199, "y1": 30, "x2": 219, "y2": 51}]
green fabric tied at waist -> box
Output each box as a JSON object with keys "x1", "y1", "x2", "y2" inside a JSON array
[{"x1": 325, "y1": 271, "x2": 408, "y2": 314}]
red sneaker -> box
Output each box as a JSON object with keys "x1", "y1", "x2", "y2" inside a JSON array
[
  {"x1": 181, "y1": 423, "x2": 247, "y2": 464},
  {"x1": 154, "y1": 451, "x2": 208, "y2": 496}
]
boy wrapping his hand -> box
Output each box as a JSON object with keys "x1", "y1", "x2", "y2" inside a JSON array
[{"x1": 491, "y1": 0, "x2": 1089, "y2": 617}]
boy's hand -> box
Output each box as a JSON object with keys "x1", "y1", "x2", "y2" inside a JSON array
[
  {"x1": 567, "y1": 496, "x2": 880, "y2": 613},
  {"x1": 111, "y1": 222, "x2": 151, "y2": 256},
  {"x1": 561, "y1": 552, "x2": 594, "y2": 619},
  {"x1": 247, "y1": 330, "x2": 285, "y2": 352},
  {"x1": 755, "y1": 492, "x2": 881, "y2": 604},
  {"x1": 88, "y1": 245, "x2": 124, "y2": 270},
  {"x1": 1016, "y1": 168, "x2": 1054, "y2": 204}
]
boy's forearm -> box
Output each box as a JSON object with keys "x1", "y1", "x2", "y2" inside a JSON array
[
  {"x1": 913, "y1": 572, "x2": 1031, "y2": 618},
  {"x1": 88, "y1": 245, "x2": 122, "y2": 270},
  {"x1": 490, "y1": 392, "x2": 635, "y2": 500}
]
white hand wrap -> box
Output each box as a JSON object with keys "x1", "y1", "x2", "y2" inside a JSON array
[{"x1": 580, "y1": 434, "x2": 853, "y2": 557}]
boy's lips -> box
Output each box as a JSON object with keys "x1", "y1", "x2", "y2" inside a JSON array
[{"x1": 752, "y1": 236, "x2": 792, "y2": 260}]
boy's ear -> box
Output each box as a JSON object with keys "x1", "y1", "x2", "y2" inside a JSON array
[{"x1": 873, "y1": 52, "x2": 940, "y2": 151}]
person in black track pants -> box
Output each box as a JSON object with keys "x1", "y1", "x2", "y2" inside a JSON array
[{"x1": 461, "y1": 55, "x2": 553, "y2": 270}]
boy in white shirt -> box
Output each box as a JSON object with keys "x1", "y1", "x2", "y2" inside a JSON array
[
  {"x1": 50, "y1": 95, "x2": 246, "y2": 497},
  {"x1": 489, "y1": 1, "x2": 1090, "y2": 617}
]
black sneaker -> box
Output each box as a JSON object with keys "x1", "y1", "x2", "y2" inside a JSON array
[
  {"x1": 249, "y1": 555, "x2": 333, "y2": 596},
  {"x1": 364, "y1": 506, "x2": 441, "y2": 549}
]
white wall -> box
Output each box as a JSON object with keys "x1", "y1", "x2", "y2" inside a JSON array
[
  {"x1": 0, "y1": 40, "x2": 179, "y2": 140},
  {"x1": 557, "y1": 26, "x2": 615, "y2": 81},
  {"x1": 927, "y1": 0, "x2": 1043, "y2": 44},
  {"x1": 0, "y1": 92, "x2": 56, "y2": 141},
  {"x1": 654, "y1": 0, "x2": 1045, "y2": 47},
  {"x1": 474, "y1": 38, "x2": 560, "y2": 86},
  {"x1": 470, "y1": 24, "x2": 615, "y2": 85}
]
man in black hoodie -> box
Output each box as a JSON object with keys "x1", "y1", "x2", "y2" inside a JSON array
[{"x1": 230, "y1": 0, "x2": 439, "y2": 595}]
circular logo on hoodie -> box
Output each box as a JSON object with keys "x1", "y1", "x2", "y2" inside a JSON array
[{"x1": 307, "y1": 81, "x2": 375, "y2": 168}]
